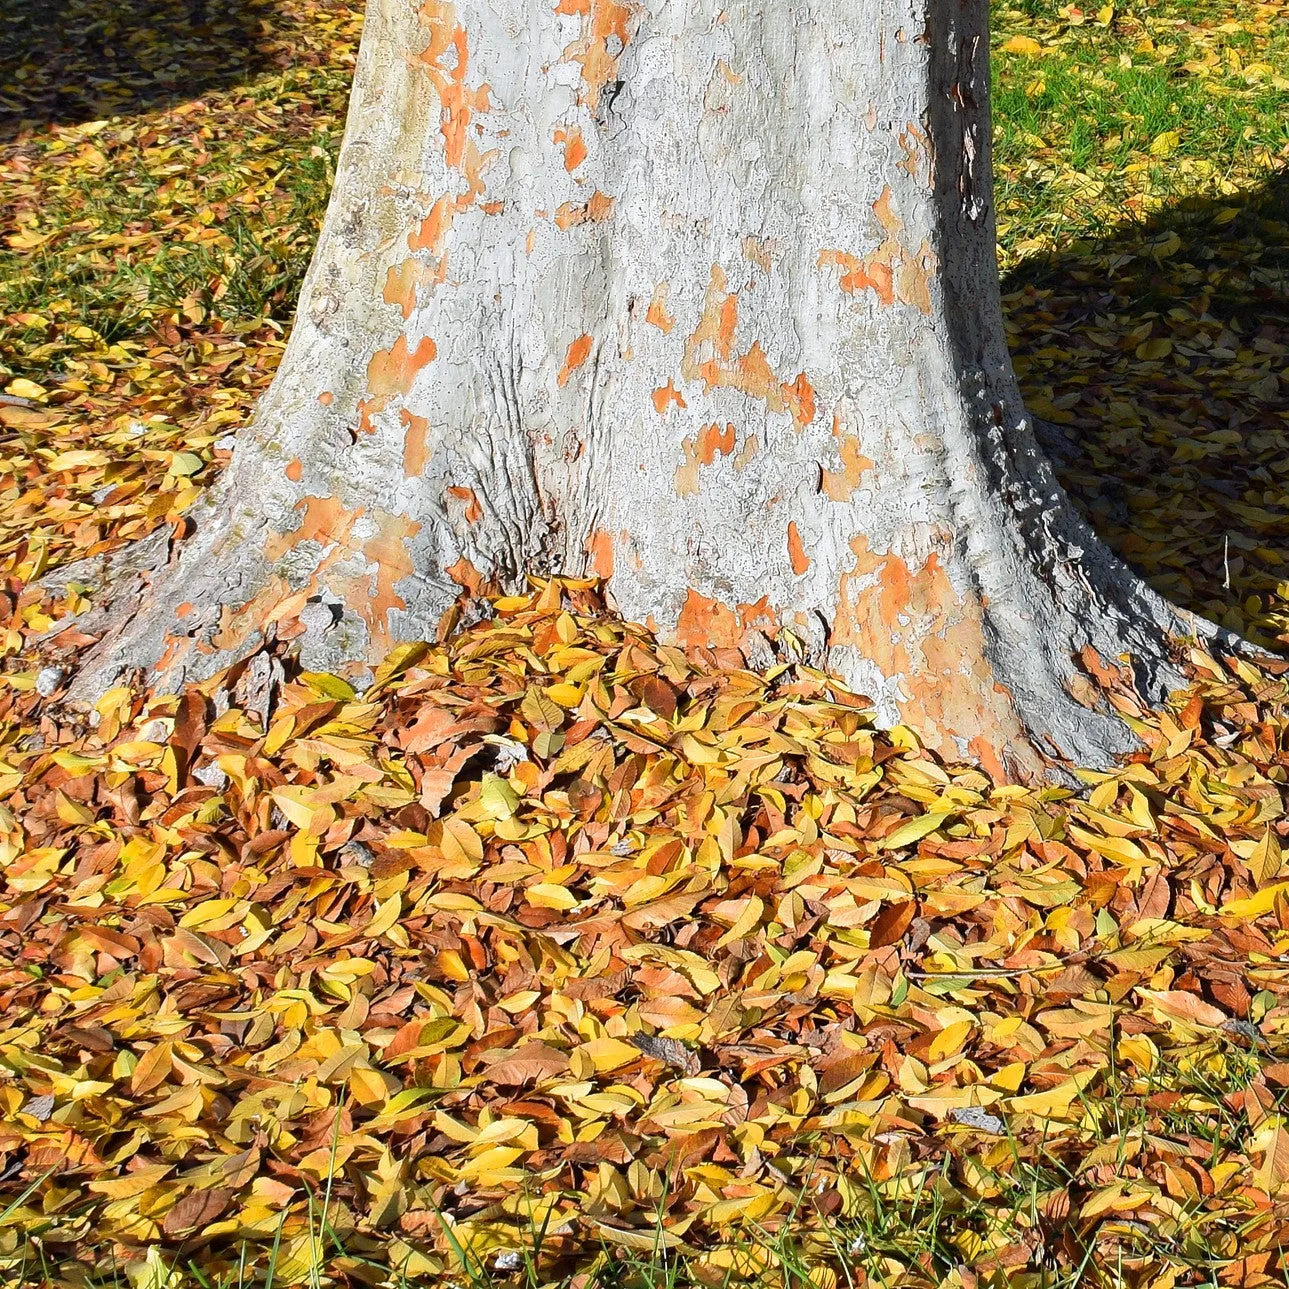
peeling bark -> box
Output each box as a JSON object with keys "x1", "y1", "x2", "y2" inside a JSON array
[{"x1": 66, "y1": 0, "x2": 1235, "y2": 774}]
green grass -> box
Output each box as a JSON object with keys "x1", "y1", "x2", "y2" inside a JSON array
[
  {"x1": 992, "y1": 0, "x2": 1289, "y2": 264},
  {"x1": 0, "y1": 0, "x2": 358, "y2": 386}
]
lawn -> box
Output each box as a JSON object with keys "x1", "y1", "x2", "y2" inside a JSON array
[{"x1": 0, "y1": 2, "x2": 1288, "y2": 1287}]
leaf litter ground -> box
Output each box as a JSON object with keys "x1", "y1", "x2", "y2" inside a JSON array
[
  {"x1": 3, "y1": 0, "x2": 1289, "y2": 1286},
  {"x1": 6, "y1": 582, "x2": 1289, "y2": 1289}
]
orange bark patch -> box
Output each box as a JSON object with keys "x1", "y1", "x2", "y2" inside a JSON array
[
  {"x1": 682, "y1": 265, "x2": 820, "y2": 421},
  {"x1": 742, "y1": 236, "x2": 772, "y2": 272},
  {"x1": 367, "y1": 335, "x2": 438, "y2": 401},
  {"x1": 733, "y1": 433, "x2": 759, "y2": 472},
  {"x1": 554, "y1": 190, "x2": 615, "y2": 230},
  {"x1": 830, "y1": 536, "x2": 1037, "y2": 776},
  {"x1": 384, "y1": 259, "x2": 432, "y2": 319},
  {"x1": 285, "y1": 459, "x2": 303, "y2": 483},
  {"x1": 652, "y1": 380, "x2": 686, "y2": 415},
  {"x1": 646, "y1": 283, "x2": 675, "y2": 333},
  {"x1": 359, "y1": 515, "x2": 422, "y2": 649},
  {"x1": 318, "y1": 391, "x2": 333, "y2": 407},
  {"x1": 447, "y1": 556, "x2": 488, "y2": 596},
  {"x1": 414, "y1": 8, "x2": 492, "y2": 175},
  {"x1": 211, "y1": 575, "x2": 293, "y2": 653},
  {"x1": 898, "y1": 122, "x2": 930, "y2": 182},
  {"x1": 694, "y1": 341, "x2": 777, "y2": 404},
  {"x1": 688, "y1": 265, "x2": 738, "y2": 359},
  {"x1": 697, "y1": 421, "x2": 735, "y2": 464},
  {"x1": 787, "y1": 521, "x2": 810, "y2": 576},
  {"x1": 821, "y1": 415, "x2": 874, "y2": 502},
  {"x1": 447, "y1": 485, "x2": 482, "y2": 524},
  {"x1": 556, "y1": 0, "x2": 634, "y2": 109},
  {"x1": 558, "y1": 334, "x2": 594, "y2": 386},
  {"x1": 265, "y1": 496, "x2": 363, "y2": 562},
  {"x1": 585, "y1": 528, "x2": 615, "y2": 579},
  {"x1": 817, "y1": 186, "x2": 938, "y2": 315},
  {"x1": 409, "y1": 196, "x2": 452, "y2": 255},
  {"x1": 674, "y1": 423, "x2": 736, "y2": 495},
  {"x1": 675, "y1": 445, "x2": 700, "y2": 496},
  {"x1": 554, "y1": 125, "x2": 588, "y2": 172},
  {"x1": 402, "y1": 410, "x2": 432, "y2": 476},
  {"x1": 968, "y1": 736, "x2": 1009, "y2": 788},
  {"x1": 781, "y1": 372, "x2": 816, "y2": 431},
  {"x1": 674, "y1": 590, "x2": 777, "y2": 651},
  {"x1": 817, "y1": 249, "x2": 893, "y2": 307}
]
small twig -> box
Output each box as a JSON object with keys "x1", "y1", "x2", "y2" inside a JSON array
[
  {"x1": 1224, "y1": 535, "x2": 1231, "y2": 591},
  {"x1": 906, "y1": 962, "x2": 1071, "y2": 980},
  {"x1": 0, "y1": 394, "x2": 34, "y2": 408}
]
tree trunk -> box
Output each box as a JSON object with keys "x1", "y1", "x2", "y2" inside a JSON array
[{"x1": 65, "y1": 0, "x2": 1228, "y2": 776}]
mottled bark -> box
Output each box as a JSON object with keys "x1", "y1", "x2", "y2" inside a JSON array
[{"x1": 66, "y1": 0, "x2": 1231, "y2": 775}]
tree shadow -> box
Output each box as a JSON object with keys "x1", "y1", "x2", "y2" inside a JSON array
[
  {"x1": 0, "y1": 0, "x2": 282, "y2": 141},
  {"x1": 1002, "y1": 171, "x2": 1289, "y2": 647}
]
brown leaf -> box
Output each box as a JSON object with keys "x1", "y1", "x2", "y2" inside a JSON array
[
  {"x1": 479, "y1": 1043, "x2": 571, "y2": 1085},
  {"x1": 162, "y1": 1187, "x2": 233, "y2": 1236},
  {"x1": 869, "y1": 900, "x2": 916, "y2": 948}
]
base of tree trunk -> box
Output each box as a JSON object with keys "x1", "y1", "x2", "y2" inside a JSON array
[
  {"x1": 54, "y1": 428, "x2": 1230, "y2": 781},
  {"x1": 50, "y1": 0, "x2": 1244, "y2": 779}
]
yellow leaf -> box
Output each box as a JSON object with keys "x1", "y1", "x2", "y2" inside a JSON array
[
  {"x1": 1007, "y1": 1068, "x2": 1100, "y2": 1119},
  {"x1": 1066, "y1": 824, "x2": 1148, "y2": 866},
  {"x1": 527, "y1": 883, "x2": 578, "y2": 911},
  {"x1": 480, "y1": 773, "x2": 520, "y2": 821},
  {"x1": 1148, "y1": 130, "x2": 1180, "y2": 157},
  {"x1": 366, "y1": 894, "x2": 403, "y2": 940},
  {"x1": 1134, "y1": 338, "x2": 1173, "y2": 360},
  {"x1": 880, "y1": 812, "x2": 952, "y2": 851},
  {"x1": 178, "y1": 899, "x2": 240, "y2": 929},
  {"x1": 88, "y1": 1164, "x2": 174, "y2": 1199},
  {"x1": 579, "y1": 1037, "x2": 641, "y2": 1073},
  {"x1": 298, "y1": 671, "x2": 357, "y2": 701},
  {"x1": 349, "y1": 1065, "x2": 390, "y2": 1106},
  {"x1": 1220, "y1": 882, "x2": 1289, "y2": 920},
  {"x1": 169, "y1": 452, "x2": 204, "y2": 476},
  {"x1": 271, "y1": 787, "x2": 317, "y2": 830},
  {"x1": 716, "y1": 895, "x2": 765, "y2": 948},
  {"x1": 130, "y1": 1041, "x2": 174, "y2": 1095},
  {"x1": 927, "y1": 1020, "x2": 974, "y2": 1062},
  {"x1": 521, "y1": 688, "x2": 563, "y2": 730},
  {"x1": 368, "y1": 641, "x2": 431, "y2": 691},
  {"x1": 1248, "y1": 826, "x2": 1284, "y2": 887},
  {"x1": 456, "y1": 1145, "x2": 526, "y2": 1179},
  {"x1": 47, "y1": 449, "x2": 109, "y2": 470},
  {"x1": 1001, "y1": 34, "x2": 1043, "y2": 55},
  {"x1": 49, "y1": 749, "x2": 105, "y2": 776},
  {"x1": 545, "y1": 682, "x2": 583, "y2": 708},
  {"x1": 441, "y1": 816, "x2": 484, "y2": 867},
  {"x1": 1255, "y1": 1120, "x2": 1289, "y2": 1195},
  {"x1": 4, "y1": 378, "x2": 46, "y2": 401}
]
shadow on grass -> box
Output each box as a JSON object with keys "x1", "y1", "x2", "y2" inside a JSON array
[
  {"x1": 0, "y1": 0, "x2": 282, "y2": 140},
  {"x1": 1003, "y1": 172, "x2": 1289, "y2": 644}
]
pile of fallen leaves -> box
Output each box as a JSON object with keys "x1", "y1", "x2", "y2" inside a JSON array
[{"x1": 1, "y1": 579, "x2": 1289, "y2": 1286}]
